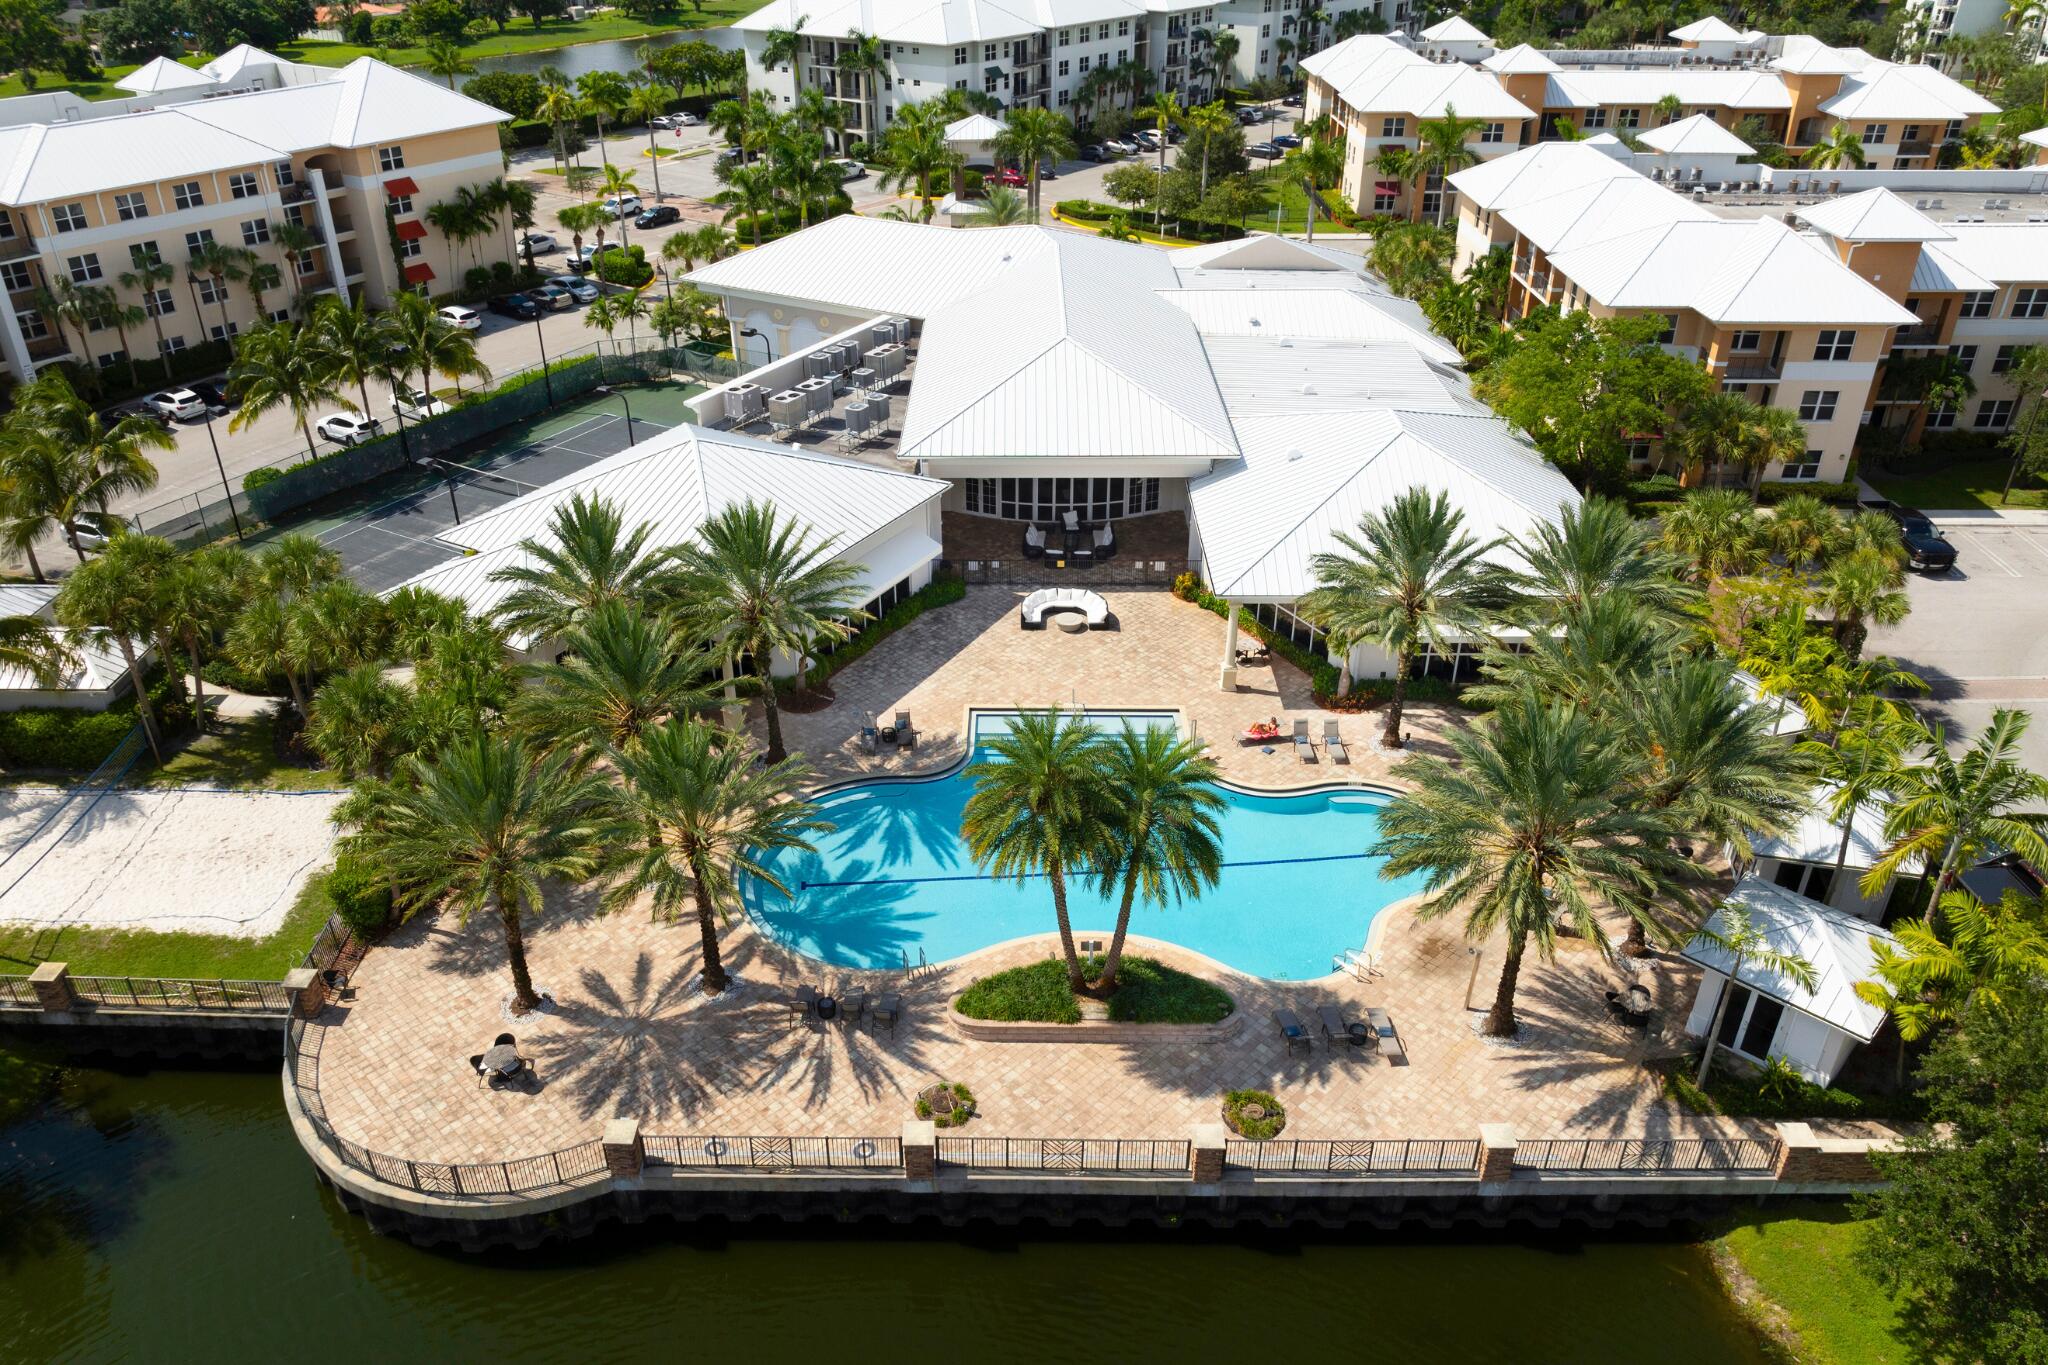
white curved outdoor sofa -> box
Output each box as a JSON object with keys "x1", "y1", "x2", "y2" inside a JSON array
[{"x1": 1020, "y1": 587, "x2": 1110, "y2": 630}]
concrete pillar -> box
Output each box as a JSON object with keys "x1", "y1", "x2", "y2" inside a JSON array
[
  {"x1": 28, "y1": 962, "x2": 74, "y2": 1013},
  {"x1": 1771, "y1": 1121, "x2": 1821, "y2": 1183},
  {"x1": 1477, "y1": 1124, "x2": 1517, "y2": 1183},
  {"x1": 1189, "y1": 1122, "x2": 1228, "y2": 1183},
  {"x1": 283, "y1": 966, "x2": 327, "y2": 1019},
  {"x1": 902, "y1": 1119, "x2": 937, "y2": 1180},
  {"x1": 1218, "y1": 601, "x2": 1240, "y2": 692},
  {"x1": 306, "y1": 168, "x2": 351, "y2": 301},
  {"x1": 602, "y1": 1118, "x2": 645, "y2": 1178}
]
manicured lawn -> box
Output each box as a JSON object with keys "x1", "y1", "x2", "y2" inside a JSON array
[
  {"x1": 1865, "y1": 457, "x2": 2048, "y2": 510},
  {"x1": 134, "y1": 717, "x2": 335, "y2": 793},
  {"x1": 0, "y1": 869, "x2": 334, "y2": 982},
  {"x1": 1714, "y1": 1203, "x2": 1912, "y2": 1365},
  {"x1": 955, "y1": 954, "x2": 1236, "y2": 1024}
]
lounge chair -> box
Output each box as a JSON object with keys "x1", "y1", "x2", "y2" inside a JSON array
[
  {"x1": 1323, "y1": 718, "x2": 1348, "y2": 764},
  {"x1": 1273, "y1": 1008, "x2": 1311, "y2": 1057},
  {"x1": 1366, "y1": 1006, "x2": 1407, "y2": 1065},
  {"x1": 1023, "y1": 524, "x2": 1047, "y2": 558},
  {"x1": 1292, "y1": 718, "x2": 1316, "y2": 762},
  {"x1": 895, "y1": 711, "x2": 915, "y2": 751},
  {"x1": 839, "y1": 987, "x2": 867, "y2": 1028},
  {"x1": 859, "y1": 721, "x2": 878, "y2": 755},
  {"x1": 789, "y1": 984, "x2": 819, "y2": 1024},
  {"x1": 1317, "y1": 1004, "x2": 1373, "y2": 1055},
  {"x1": 1091, "y1": 524, "x2": 1115, "y2": 560},
  {"x1": 873, "y1": 991, "x2": 903, "y2": 1034},
  {"x1": 1062, "y1": 509, "x2": 1081, "y2": 534}
]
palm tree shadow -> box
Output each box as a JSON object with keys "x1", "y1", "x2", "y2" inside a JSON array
[
  {"x1": 821, "y1": 777, "x2": 966, "y2": 873},
  {"x1": 742, "y1": 850, "x2": 932, "y2": 972},
  {"x1": 530, "y1": 949, "x2": 718, "y2": 1121},
  {"x1": 412, "y1": 878, "x2": 610, "y2": 984}
]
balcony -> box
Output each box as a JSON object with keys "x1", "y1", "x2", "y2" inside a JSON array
[
  {"x1": 1892, "y1": 325, "x2": 1941, "y2": 347},
  {"x1": 1721, "y1": 357, "x2": 1783, "y2": 380},
  {"x1": 0, "y1": 235, "x2": 37, "y2": 264},
  {"x1": 1898, "y1": 138, "x2": 1933, "y2": 157},
  {"x1": 281, "y1": 182, "x2": 313, "y2": 205}
]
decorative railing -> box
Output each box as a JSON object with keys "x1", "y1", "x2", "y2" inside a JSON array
[
  {"x1": 642, "y1": 1135, "x2": 902, "y2": 1172},
  {"x1": 0, "y1": 975, "x2": 36, "y2": 1007},
  {"x1": 70, "y1": 975, "x2": 293, "y2": 1012},
  {"x1": 1513, "y1": 1137, "x2": 1780, "y2": 1175},
  {"x1": 1720, "y1": 358, "x2": 1783, "y2": 380},
  {"x1": 937, "y1": 1136, "x2": 1191, "y2": 1175},
  {"x1": 1224, "y1": 1138, "x2": 1480, "y2": 1176}
]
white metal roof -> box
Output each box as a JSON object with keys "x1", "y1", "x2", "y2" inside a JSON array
[
  {"x1": 1419, "y1": 16, "x2": 1490, "y2": 42},
  {"x1": 1498, "y1": 173, "x2": 1719, "y2": 255},
  {"x1": 1771, "y1": 36, "x2": 1869, "y2": 76},
  {"x1": 1160, "y1": 287, "x2": 1464, "y2": 366},
  {"x1": 1636, "y1": 113, "x2": 1754, "y2": 156},
  {"x1": 0, "y1": 583, "x2": 55, "y2": 619},
  {"x1": 1733, "y1": 669, "x2": 1808, "y2": 738},
  {"x1": 1300, "y1": 35, "x2": 1534, "y2": 120},
  {"x1": 1544, "y1": 68, "x2": 1793, "y2": 112},
  {"x1": 2024, "y1": 127, "x2": 2048, "y2": 152},
  {"x1": 1683, "y1": 875, "x2": 1898, "y2": 1041},
  {"x1": 1911, "y1": 243, "x2": 1995, "y2": 294},
  {"x1": 117, "y1": 56, "x2": 216, "y2": 94},
  {"x1": 1447, "y1": 138, "x2": 1636, "y2": 211},
  {"x1": 1170, "y1": 232, "x2": 1366, "y2": 273},
  {"x1": 944, "y1": 112, "x2": 1007, "y2": 144},
  {"x1": 0, "y1": 589, "x2": 137, "y2": 695},
  {"x1": 687, "y1": 216, "x2": 1055, "y2": 319},
  {"x1": 1751, "y1": 781, "x2": 1904, "y2": 872},
  {"x1": 1916, "y1": 223, "x2": 2048, "y2": 286},
  {"x1": 1669, "y1": 15, "x2": 1752, "y2": 42},
  {"x1": 392, "y1": 425, "x2": 947, "y2": 647},
  {"x1": 734, "y1": 0, "x2": 1142, "y2": 42},
  {"x1": 1798, "y1": 187, "x2": 1952, "y2": 243},
  {"x1": 1480, "y1": 43, "x2": 1560, "y2": 75},
  {"x1": 1818, "y1": 59, "x2": 1998, "y2": 121}
]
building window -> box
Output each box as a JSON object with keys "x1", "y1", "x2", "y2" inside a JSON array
[
  {"x1": 229, "y1": 171, "x2": 260, "y2": 199},
  {"x1": 197, "y1": 276, "x2": 227, "y2": 305},
  {"x1": 18, "y1": 309, "x2": 46, "y2": 340},
  {"x1": 1374, "y1": 188, "x2": 1397, "y2": 211},
  {"x1": 0, "y1": 261, "x2": 28, "y2": 292},
  {"x1": 1479, "y1": 121, "x2": 1504, "y2": 143},
  {"x1": 1976, "y1": 399, "x2": 2016, "y2": 429},
  {"x1": 2014, "y1": 288, "x2": 2047, "y2": 319},
  {"x1": 95, "y1": 350, "x2": 124, "y2": 371},
  {"x1": 184, "y1": 229, "x2": 214, "y2": 254},
  {"x1": 1381, "y1": 116, "x2": 1405, "y2": 137},
  {"x1": 1729, "y1": 330, "x2": 1761, "y2": 352},
  {"x1": 1781, "y1": 451, "x2": 1822, "y2": 480},
  {"x1": 274, "y1": 160, "x2": 295, "y2": 187},
  {"x1": 1797, "y1": 390, "x2": 1838, "y2": 422},
  {"x1": 1994, "y1": 345, "x2": 2018, "y2": 373},
  {"x1": 1624, "y1": 439, "x2": 1652, "y2": 463},
  {"x1": 241, "y1": 218, "x2": 270, "y2": 246},
  {"x1": 1618, "y1": 108, "x2": 1639, "y2": 128},
  {"x1": 129, "y1": 241, "x2": 162, "y2": 268},
  {"x1": 1861, "y1": 123, "x2": 1888, "y2": 144},
  {"x1": 399, "y1": 236, "x2": 423, "y2": 260},
  {"x1": 1926, "y1": 401, "x2": 1957, "y2": 429},
  {"x1": 1943, "y1": 119, "x2": 1963, "y2": 141},
  {"x1": 1077, "y1": 55, "x2": 1089, "y2": 72},
  {"x1": 1960, "y1": 290, "x2": 1994, "y2": 318},
  {"x1": 1582, "y1": 108, "x2": 1607, "y2": 129},
  {"x1": 67, "y1": 253, "x2": 102, "y2": 283},
  {"x1": 1901, "y1": 124, "x2": 1922, "y2": 144},
  {"x1": 378, "y1": 145, "x2": 405, "y2": 171},
  {"x1": 1653, "y1": 314, "x2": 1676, "y2": 345},
  {"x1": 114, "y1": 191, "x2": 149, "y2": 221},
  {"x1": 953, "y1": 46, "x2": 967, "y2": 64},
  {"x1": 0, "y1": 211, "x2": 15, "y2": 239},
  {"x1": 1813, "y1": 329, "x2": 1854, "y2": 361},
  {"x1": 1118, "y1": 18, "x2": 1129, "y2": 33},
  {"x1": 1057, "y1": 29, "x2": 1069, "y2": 45},
  {"x1": 159, "y1": 333, "x2": 187, "y2": 356},
  {"x1": 298, "y1": 253, "x2": 318, "y2": 276},
  {"x1": 1057, "y1": 89, "x2": 1069, "y2": 106},
  {"x1": 144, "y1": 288, "x2": 174, "y2": 317},
  {"x1": 52, "y1": 201, "x2": 85, "y2": 233},
  {"x1": 389, "y1": 192, "x2": 414, "y2": 216},
  {"x1": 1949, "y1": 343, "x2": 1977, "y2": 369},
  {"x1": 172, "y1": 180, "x2": 204, "y2": 210},
  {"x1": 210, "y1": 321, "x2": 240, "y2": 343}
]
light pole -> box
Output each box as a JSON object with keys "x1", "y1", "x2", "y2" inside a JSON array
[
  {"x1": 596, "y1": 383, "x2": 636, "y2": 446},
  {"x1": 530, "y1": 307, "x2": 557, "y2": 407},
  {"x1": 201, "y1": 416, "x2": 245, "y2": 540}
]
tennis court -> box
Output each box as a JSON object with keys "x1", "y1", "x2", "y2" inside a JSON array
[{"x1": 261, "y1": 382, "x2": 704, "y2": 592}]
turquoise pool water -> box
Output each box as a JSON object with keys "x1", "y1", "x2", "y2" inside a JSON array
[{"x1": 746, "y1": 712, "x2": 1427, "y2": 980}]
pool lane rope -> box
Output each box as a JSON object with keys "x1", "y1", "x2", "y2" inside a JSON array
[{"x1": 798, "y1": 849, "x2": 1378, "y2": 891}]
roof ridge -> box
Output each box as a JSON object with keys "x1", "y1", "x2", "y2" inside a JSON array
[{"x1": 1215, "y1": 420, "x2": 1404, "y2": 595}]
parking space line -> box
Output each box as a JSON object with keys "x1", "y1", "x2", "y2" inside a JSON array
[
  {"x1": 1953, "y1": 531, "x2": 2022, "y2": 577},
  {"x1": 2002, "y1": 532, "x2": 2048, "y2": 574}
]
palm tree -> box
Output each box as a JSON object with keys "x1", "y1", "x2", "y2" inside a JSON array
[
  {"x1": 118, "y1": 257, "x2": 179, "y2": 377},
  {"x1": 1280, "y1": 131, "x2": 1346, "y2": 241},
  {"x1": 384, "y1": 290, "x2": 489, "y2": 400},
  {"x1": 1745, "y1": 405, "x2": 1810, "y2": 498},
  {"x1": 1690, "y1": 897, "x2": 1817, "y2": 1085},
  {"x1": 878, "y1": 102, "x2": 959, "y2": 223},
  {"x1": 664, "y1": 500, "x2": 867, "y2": 764},
  {"x1": 993, "y1": 106, "x2": 1077, "y2": 219},
  {"x1": 187, "y1": 239, "x2": 250, "y2": 338},
  {"x1": 29, "y1": 279, "x2": 84, "y2": 361},
  {"x1": 498, "y1": 179, "x2": 539, "y2": 273},
  {"x1": 1670, "y1": 387, "x2": 1761, "y2": 491},
  {"x1": 514, "y1": 601, "x2": 714, "y2": 762},
  {"x1": 422, "y1": 38, "x2": 473, "y2": 90},
  {"x1": 577, "y1": 69, "x2": 634, "y2": 168},
  {"x1": 792, "y1": 86, "x2": 846, "y2": 141},
  {"x1": 1410, "y1": 104, "x2": 1484, "y2": 227},
  {"x1": 661, "y1": 223, "x2": 734, "y2": 274},
  {"x1": 602, "y1": 719, "x2": 830, "y2": 993},
  {"x1": 487, "y1": 491, "x2": 669, "y2": 644},
  {"x1": 1468, "y1": 594, "x2": 1671, "y2": 720},
  {"x1": 973, "y1": 187, "x2": 1032, "y2": 226},
  {"x1": 1856, "y1": 887, "x2": 2048, "y2": 1055},
  {"x1": 1799, "y1": 705, "x2": 1921, "y2": 887},
  {"x1": 1371, "y1": 691, "x2": 1697, "y2": 1036},
  {"x1": 1816, "y1": 551, "x2": 1910, "y2": 660},
  {"x1": 1803, "y1": 122, "x2": 1868, "y2": 170},
  {"x1": 306, "y1": 663, "x2": 418, "y2": 780},
  {"x1": 1138, "y1": 91, "x2": 1183, "y2": 227},
  {"x1": 53, "y1": 534, "x2": 175, "y2": 758},
  {"x1": 6, "y1": 374, "x2": 168, "y2": 563},
  {"x1": 228, "y1": 322, "x2": 342, "y2": 463},
  {"x1": 1866, "y1": 709, "x2": 2048, "y2": 906},
  {"x1": 768, "y1": 129, "x2": 835, "y2": 229},
  {"x1": 228, "y1": 534, "x2": 343, "y2": 717},
  {"x1": 595, "y1": 163, "x2": 641, "y2": 250},
  {"x1": 537, "y1": 75, "x2": 583, "y2": 174},
  {"x1": 0, "y1": 610, "x2": 70, "y2": 688},
  {"x1": 425, "y1": 195, "x2": 485, "y2": 280},
  {"x1": 837, "y1": 29, "x2": 887, "y2": 149},
  {"x1": 1657, "y1": 488, "x2": 1764, "y2": 582},
  {"x1": 963, "y1": 709, "x2": 1110, "y2": 993},
  {"x1": 1091, "y1": 724, "x2": 1225, "y2": 995},
  {"x1": 155, "y1": 544, "x2": 249, "y2": 733},
  {"x1": 629, "y1": 79, "x2": 677, "y2": 202},
  {"x1": 80, "y1": 287, "x2": 147, "y2": 392},
  {"x1": 761, "y1": 13, "x2": 811, "y2": 98},
  {"x1": 1509, "y1": 495, "x2": 1692, "y2": 623},
  {"x1": 346, "y1": 735, "x2": 606, "y2": 1012},
  {"x1": 556, "y1": 201, "x2": 607, "y2": 266},
  {"x1": 1763, "y1": 491, "x2": 1847, "y2": 571},
  {"x1": 1297, "y1": 487, "x2": 1504, "y2": 746},
  {"x1": 1209, "y1": 29, "x2": 1240, "y2": 94},
  {"x1": 270, "y1": 220, "x2": 321, "y2": 314},
  {"x1": 713, "y1": 164, "x2": 780, "y2": 244},
  {"x1": 1183, "y1": 100, "x2": 1233, "y2": 199},
  {"x1": 307, "y1": 295, "x2": 395, "y2": 423}
]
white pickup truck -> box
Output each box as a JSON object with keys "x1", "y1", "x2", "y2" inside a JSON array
[{"x1": 391, "y1": 386, "x2": 453, "y2": 423}]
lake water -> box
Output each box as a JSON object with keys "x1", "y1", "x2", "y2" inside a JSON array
[
  {"x1": 1, "y1": 1045, "x2": 1769, "y2": 1362},
  {"x1": 470, "y1": 26, "x2": 743, "y2": 83}
]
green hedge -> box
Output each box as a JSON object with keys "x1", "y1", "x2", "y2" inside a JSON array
[
  {"x1": 1758, "y1": 479, "x2": 1858, "y2": 506},
  {"x1": 594, "y1": 244, "x2": 653, "y2": 287},
  {"x1": 1172, "y1": 572, "x2": 1339, "y2": 700},
  {"x1": 0, "y1": 676, "x2": 191, "y2": 770},
  {"x1": 1055, "y1": 199, "x2": 1118, "y2": 221},
  {"x1": 1658, "y1": 1057, "x2": 1928, "y2": 1122},
  {"x1": 954, "y1": 955, "x2": 1236, "y2": 1024},
  {"x1": 326, "y1": 852, "x2": 393, "y2": 937},
  {"x1": 788, "y1": 572, "x2": 966, "y2": 691}
]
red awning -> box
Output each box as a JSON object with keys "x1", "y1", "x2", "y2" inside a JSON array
[
  {"x1": 403, "y1": 263, "x2": 435, "y2": 284},
  {"x1": 394, "y1": 218, "x2": 428, "y2": 241},
  {"x1": 384, "y1": 175, "x2": 419, "y2": 197},
  {"x1": 1374, "y1": 179, "x2": 1402, "y2": 193}
]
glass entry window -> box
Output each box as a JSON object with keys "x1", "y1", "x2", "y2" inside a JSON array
[
  {"x1": 1713, "y1": 981, "x2": 1787, "y2": 1063},
  {"x1": 963, "y1": 477, "x2": 1162, "y2": 522},
  {"x1": 1771, "y1": 860, "x2": 1836, "y2": 905}
]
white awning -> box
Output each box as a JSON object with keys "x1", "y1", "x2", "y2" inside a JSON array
[{"x1": 851, "y1": 527, "x2": 942, "y2": 602}]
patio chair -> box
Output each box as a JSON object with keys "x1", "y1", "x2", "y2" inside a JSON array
[
  {"x1": 895, "y1": 711, "x2": 915, "y2": 751},
  {"x1": 859, "y1": 721, "x2": 878, "y2": 756},
  {"x1": 840, "y1": 987, "x2": 867, "y2": 1028},
  {"x1": 1323, "y1": 718, "x2": 1348, "y2": 764},
  {"x1": 1062, "y1": 509, "x2": 1081, "y2": 534},
  {"x1": 873, "y1": 991, "x2": 903, "y2": 1034},
  {"x1": 1292, "y1": 718, "x2": 1316, "y2": 762},
  {"x1": 1272, "y1": 1008, "x2": 1311, "y2": 1057},
  {"x1": 1022, "y1": 524, "x2": 1047, "y2": 559},
  {"x1": 789, "y1": 984, "x2": 819, "y2": 1025},
  {"x1": 1366, "y1": 1006, "x2": 1407, "y2": 1065},
  {"x1": 1318, "y1": 1004, "x2": 1374, "y2": 1056},
  {"x1": 1092, "y1": 524, "x2": 1115, "y2": 560}
]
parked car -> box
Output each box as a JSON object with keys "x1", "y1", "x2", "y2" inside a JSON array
[
  {"x1": 531, "y1": 282, "x2": 575, "y2": 311},
  {"x1": 1249, "y1": 141, "x2": 1282, "y2": 159},
  {"x1": 1077, "y1": 143, "x2": 1109, "y2": 161},
  {"x1": 438, "y1": 304, "x2": 482, "y2": 331},
  {"x1": 488, "y1": 292, "x2": 542, "y2": 321},
  {"x1": 1133, "y1": 129, "x2": 1163, "y2": 148},
  {"x1": 567, "y1": 244, "x2": 600, "y2": 268},
  {"x1": 634, "y1": 204, "x2": 681, "y2": 229},
  {"x1": 1237, "y1": 107, "x2": 1265, "y2": 125},
  {"x1": 830, "y1": 158, "x2": 866, "y2": 181},
  {"x1": 144, "y1": 388, "x2": 208, "y2": 421},
  {"x1": 68, "y1": 510, "x2": 115, "y2": 554},
  {"x1": 601, "y1": 194, "x2": 642, "y2": 219},
  {"x1": 1273, "y1": 133, "x2": 1303, "y2": 149},
  {"x1": 1865, "y1": 499, "x2": 1959, "y2": 572},
  {"x1": 992, "y1": 165, "x2": 1026, "y2": 187},
  {"x1": 316, "y1": 412, "x2": 382, "y2": 447},
  {"x1": 186, "y1": 381, "x2": 232, "y2": 415},
  {"x1": 390, "y1": 385, "x2": 452, "y2": 422},
  {"x1": 654, "y1": 111, "x2": 702, "y2": 128},
  {"x1": 549, "y1": 274, "x2": 600, "y2": 303},
  {"x1": 1102, "y1": 137, "x2": 1139, "y2": 155},
  {"x1": 520, "y1": 231, "x2": 559, "y2": 255},
  {"x1": 1283, "y1": 92, "x2": 1304, "y2": 106}
]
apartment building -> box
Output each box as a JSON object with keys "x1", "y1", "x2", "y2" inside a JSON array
[
  {"x1": 1303, "y1": 24, "x2": 1997, "y2": 219},
  {"x1": 732, "y1": 0, "x2": 1384, "y2": 149},
  {"x1": 0, "y1": 48, "x2": 510, "y2": 384},
  {"x1": 1449, "y1": 140, "x2": 2048, "y2": 481},
  {"x1": 1899, "y1": 0, "x2": 2045, "y2": 62}
]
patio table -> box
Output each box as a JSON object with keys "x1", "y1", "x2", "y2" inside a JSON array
[{"x1": 480, "y1": 1043, "x2": 521, "y2": 1077}]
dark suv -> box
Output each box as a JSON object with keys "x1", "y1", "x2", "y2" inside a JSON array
[
  {"x1": 489, "y1": 292, "x2": 541, "y2": 321},
  {"x1": 1864, "y1": 499, "x2": 1958, "y2": 573}
]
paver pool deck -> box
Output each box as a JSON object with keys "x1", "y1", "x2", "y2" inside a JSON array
[{"x1": 310, "y1": 586, "x2": 1760, "y2": 1166}]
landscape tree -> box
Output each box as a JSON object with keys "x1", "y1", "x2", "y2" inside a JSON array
[
  {"x1": 1509, "y1": 495, "x2": 1692, "y2": 623},
  {"x1": 52, "y1": 534, "x2": 176, "y2": 759},
  {"x1": 1802, "y1": 121, "x2": 1869, "y2": 170},
  {"x1": 487, "y1": 492, "x2": 669, "y2": 644},
  {"x1": 513, "y1": 602, "x2": 715, "y2": 763},
  {"x1": 1279, "y1": 132, "x2": 1345, "y2": 242},
  {"x1": 877, "y1": 103, "x2": 959, "y2": 223},
  {"x1": 3, "y1": 374, "x2": 167, "y2": 567},
  {"x1": 1409, "y1": 105, "x2": 1485, "y2": 226},
  {"x1": 1865, "y1": 707, "x2": 2048, "y2": 905},
  {"x1": 1090, "y1": 724, "x2": 1225, "y2": 996},
  {"x1": 155, "y1": 544, "x2": 251, "y2": 734},
  {"x1": 420, "y1": 36, "x2": 473, "y2": 88},
  {"x1": 992, "y1": 106, "x2": 1077, "y2": 220},
  {"x1": 383, "y1": 290, "x2": 489, "y2": 399},
  {"x1": 228, "y1": 323, "x2": 343, "y2": 463},
  {"x1": 1367, "y1": 222, "x2": 1452, "y2": 299},
  {"x1": 1855, "y1": 887, "x2": 2048, "y2": 1048},
  {"x1": 1655, "y1": 487, "x2": 1764, "y2": 583}
]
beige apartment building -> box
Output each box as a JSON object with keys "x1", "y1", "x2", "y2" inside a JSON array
[{"x1": 0, "y1": 48, "x2": 510, "y2": 385}]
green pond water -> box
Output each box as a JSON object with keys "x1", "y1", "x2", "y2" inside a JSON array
[{"x1": 0, "y1": 1048, "x2": 1768, "y2": 1363}]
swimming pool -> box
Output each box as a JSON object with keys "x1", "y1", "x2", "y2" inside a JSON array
[{"x1": 744, "y1": 711, "x2": 1428, "y2": 980}]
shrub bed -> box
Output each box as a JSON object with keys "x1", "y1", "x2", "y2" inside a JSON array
[
  {"x1": 955, "y1": 954, "x2": 1235, "y2": 1025},
  {"x1": 593, "y1": 243, "x2": 653, "y2": 288},
  {"x1": 1656, "y1": 1056, "x2": 1929, "y2": 1122},
  {"x1": 1222, "y1": 1088, "x2": 1286, "y2": 1139},
  {"x1": 326, "y1": 852, "x2": 393, "y2": 937},
  {"x1": 0, "y1": 675, "x2": 191, "y2": 770},
  {"x1": 784, "y1": 572, "x2": 965, "y2": 693},
  {"x1": 914, "y1": 1081, "x2": 976, "y2": 1128}
]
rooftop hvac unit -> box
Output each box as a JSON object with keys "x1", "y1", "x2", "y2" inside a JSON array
[
  {"x1": 869, "y1": 321, "x2": 894, "y2": 348},
  {"x1": 849, "y1": 365, "x2": 878, "y2": 395},
  {"x1": 804, "y1": 350, "x2": 836, "y2": 381},
  {"x1": 866, "y1": 394, "x2": 892, "y2": 428},
  {"x1": 724, "y1": 383, "x2": 767, "y2": 423},
  {"x1": 843, "y1": 401, "x2": 875, "y2": 435},
  {"x1": 768, "y1": 390, "x2": 808, "y2": 428},
  {"x1": 871, "y1": 347, "x2": 906, "y2": 381},
  {"x1": 889, "y1": 317, "x2": 911, "y2": 344},
  {"x1": 797, "y1": 376, "x2": 834, "y2": 415}
]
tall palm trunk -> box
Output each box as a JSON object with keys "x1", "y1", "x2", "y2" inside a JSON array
[
  {"x1": 1098, "y1": 847, "x2": 1144, "y2": 996},
  {"x1": 184, "y1": 632, "x2": 207, "y2": 734},
  {"x1": 694, "y1": 873, "x2": 729, "y2": 993},
  {"x1": 760, "y1": 655, "x2": 789, "y2": 763},
  {"x1": 1382, "y1": 642, "x2": 1411, "y2": 748},
  {"x1": 499, "y1": 887, "x2": 541, "y2": 1011},
  {"x1": 1048, "y1": 861, "x2": 1085, "y2": 992},
  {"x1": 115, "y1": 635, "x2": 162, "y2": 761},
  {"x1": 283, "y1": 666, "x2": 309, "y2": 720},
  {"x1": 1484, "y1": 929, "x2": 1526, "y2": 1037},
  {"x1": 23, "y1": 544, "x2": 42, "y2": 583},
  {"x1": 1695, "y1": 950, "x2": 1745, "y2": 1085}
]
